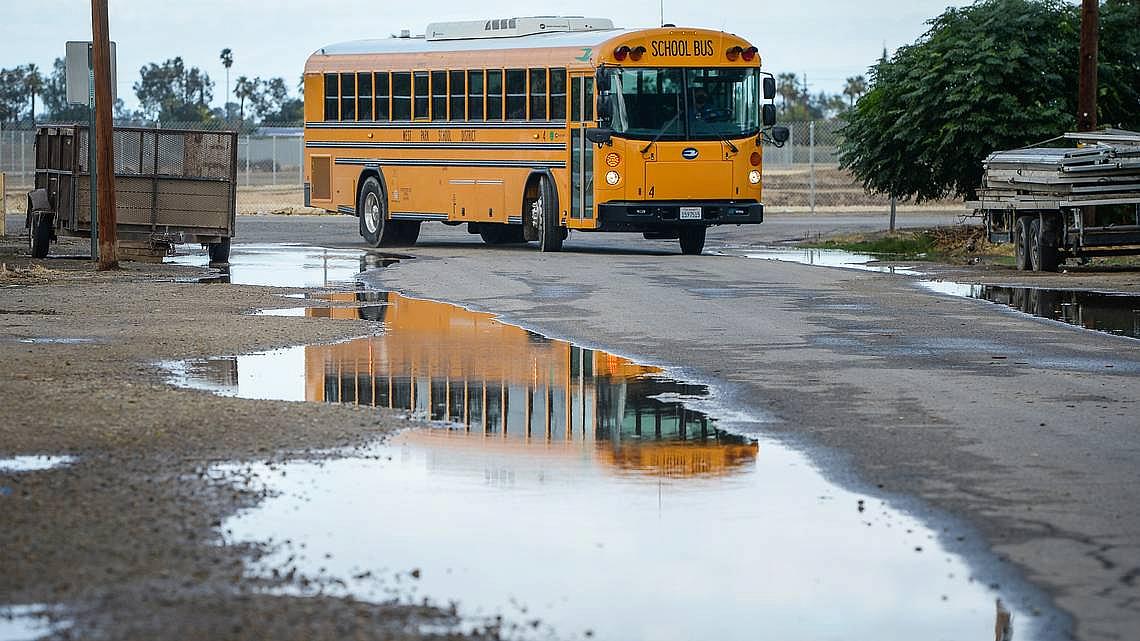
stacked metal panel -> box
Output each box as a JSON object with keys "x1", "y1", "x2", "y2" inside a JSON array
[{"x1": 972, "y1": 130, "x2": 1140, "y2": 209}]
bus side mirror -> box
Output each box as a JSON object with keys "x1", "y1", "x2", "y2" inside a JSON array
[
  {"x1": 771, "y1": 126, "x2": 790, "y2": 144},
  {"x1": 763, "y1": 76, "x2": 776, "y2": 100},
  {"x1": 586, "y1": 128, "x2": 613, "y2": 145},
  {"x1": 762, "y1": 104, "x2": 777, "y2": 127},
  {"x1": 596, "y1": 92, "x2": 612, "y2": 123}
]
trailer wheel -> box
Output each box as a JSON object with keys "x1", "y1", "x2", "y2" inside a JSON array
[
  {"x1": 1014, "y1": 216, "x2": 1032, "y2": 271},
  {"x1": 1029, "y1": 218, "x2": 1060, "y2": 272},
  {"x1": 207, "y1": 238, "x2": 231, "y2": 264},
  {"x1": 28, "y1": 211, "x2": 53, "y2": 259},
  {"x1": 678, "y1": 227, "x2": 706, "y2": 255}
]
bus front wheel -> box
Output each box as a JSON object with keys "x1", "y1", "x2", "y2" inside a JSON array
[
  {"x1": 533, "y1": 175, "x2": 563, "y2": 252},
  {"x1": 358, "y1": 177, "x2": 399, "y2": 247},
  {"x1": 678, "y1": 227, "x2": 706, "y2": 255}
]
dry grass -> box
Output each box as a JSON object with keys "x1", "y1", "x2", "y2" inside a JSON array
[{"x1": 0, "y1": 262, "x2": 63, "y2": 283}]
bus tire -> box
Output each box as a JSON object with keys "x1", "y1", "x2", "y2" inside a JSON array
[
  {"x1": 1014, "y1": 216, "x2": 1032, "y2": 271},
  {"x1": 534, "y1": 175, "x2": 563, "y2": 252},
  {"x1": 207, "y1": 238, "x2": 231, "y2": 264},
  {"x1": 678, "y1": 226, "x2": 706, "y2": 255},
  {"x1": 1029, "y1": 217, "x2": 1060, "y2": 272},
  {"x1": 395, "y1": 221, "x2": 421, "y2": 246},
  {"x1": 29, "y1": 211, "x2": 53, "y2": 259},
  {"x1": 480, "y1": 224, "x2": 525, "y2": 245},
  {"x1": 358, "y1": 177, "x2": 398, "y2": 247}
]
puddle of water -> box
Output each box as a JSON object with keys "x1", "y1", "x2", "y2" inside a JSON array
[
  {"x1": 166, "y1": 292, "x2": 1048, "y2": 641},
  {"x1": 0, "y1": 605, "x2": 68, "y2": 641},
  {"x1": 921, "y1": 282, "x2": 1140, "y2": 340},
  {"x1": 0, "y1": 456, "x2": 75, "y2": 473},
  {"x1": 17, "y1": 338, "x2": 96, "y2": 345},
  {"x1": 168, "y1": 244, "x2": 377, "y2": 287},
  {"x1": 738, "y1": 247, "x2": 925, "y2": 276}
]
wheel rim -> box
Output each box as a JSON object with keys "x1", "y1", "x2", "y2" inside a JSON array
[
  {"x1": 363, "y1": 192, "x2": 381, "y2": 235},
  {"x1": 1029, "y1": 223, "x2": 1040, "y2": 268},
  {"x1": 533, "y1": 185, "x2": 545, "y2": 238}
]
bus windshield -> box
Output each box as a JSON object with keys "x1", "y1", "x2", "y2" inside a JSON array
[{"x1": 603, "y1": 67, "x2": 760, "y2": 140}]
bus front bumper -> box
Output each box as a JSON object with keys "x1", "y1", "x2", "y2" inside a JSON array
[{"x1": 596, "y1": 201, "x2": 763, "y2": 232}]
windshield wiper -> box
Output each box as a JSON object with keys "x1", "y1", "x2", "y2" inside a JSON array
[
  {"x1": 639, "y1": 111, "x2": 683, "y2": 154},
  {"x1": 715, "y1": 131, "x2": 739, "y2": 154}
]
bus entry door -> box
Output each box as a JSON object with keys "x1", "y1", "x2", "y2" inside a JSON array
[{"x1": 568, "y1": 74, "x2": 595, "y2": 226}]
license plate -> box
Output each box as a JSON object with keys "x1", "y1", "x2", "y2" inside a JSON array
[{"x1": 679, "y1": 207, "x2": 702, "y2": 220}]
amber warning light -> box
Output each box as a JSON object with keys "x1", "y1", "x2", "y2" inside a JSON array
[{"x1": 614, "y1": 45, "x2": 646, "y2": 62}]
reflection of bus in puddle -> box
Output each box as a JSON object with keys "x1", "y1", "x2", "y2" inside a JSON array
[{"x1": 306, "y1": 292, "x2": 758, "y2": 477}]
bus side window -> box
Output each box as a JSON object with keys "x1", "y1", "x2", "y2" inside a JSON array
[
  {"x1": 324, "y1": 73, "x2": 339, "y2": 122},
  {"x1": 449, "y1": 70, "x2": 466, "y2": 121},
  {"x1": 586, "y1": 77, "x2": 595, "y2": 121},
  {"x1": 528, "y1": 68, "x2": 547, "y2": 121},
  {"x1": 357, "y1": 72, "x2": 373, "y2": 121},
  {"x1": 431, "y1": 70, "x2": 447, "y2": 121},
  {"x1": 550, "y1": 68, "x2": 567, "y2": 120},
  {"x1": 467, "y1": 70, "x2": 485, "y2": 121},
  {"x1": 392, "y1": 72, "x2": 411, "y2": 120},
  {"x1": 505, "y1": 69, "x2": 525, "y2": 120},
  {"x1": 413, "y1": 71, "x2": 429, "y2": 120},
  {"x1": 486, "y1": 70, "x2": 503, "y2": 121},
  {"x1": 340, "y1": 73, "x2": 356, "y2": 121},
  {"x1": 376, "y1": 72, "x2": 390, "y2": 121}
]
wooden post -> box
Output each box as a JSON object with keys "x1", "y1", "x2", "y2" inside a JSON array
[
  {"x1": 91, "y1": 0, "x2": 117, "y2": 269},
  {"x1": 0, "y1": 172, "x2": 6, "y2": 237},
  {"x1": 1077, "y1": 0, "x2": 1098, "y2": 132}
]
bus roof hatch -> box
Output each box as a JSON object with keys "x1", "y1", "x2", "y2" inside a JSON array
[{"x1": 425, "y1": 16, "x2": 615, "y2": 41}]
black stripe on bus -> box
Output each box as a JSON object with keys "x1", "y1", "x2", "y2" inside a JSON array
[
  {"x1": 334, "y1": 157, "x2": 565, "y2": 169},
  {"x1": 306, "y1": 121, "x2": 567, "y2": 130},
  {"x1": 390, "y1": 212, "x2": 450, "y2": 221},
  {"x1": 337, "y1": 205, "x2": 356, "y2": 215},
  {"x1": 307, "y1": 141, "x2": 565, "y2": 151}
]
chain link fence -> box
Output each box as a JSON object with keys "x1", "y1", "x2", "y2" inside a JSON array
[
  {"x1": 763, "y1": 119, "x2": 956, "y2": 212},
  {"x1": 3, "y1": 118, "x2": 958, "y2": 223}
]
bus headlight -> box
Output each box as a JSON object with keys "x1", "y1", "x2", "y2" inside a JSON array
[
  {"x1": 748, "y1": 170, "x2": 761, "y2": 185},
  {"x1": 606, "y1": 170, "x2": 621, "y2": 186}
]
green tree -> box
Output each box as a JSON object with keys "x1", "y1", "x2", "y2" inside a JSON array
[
  {"x1": 840, "y1": 0, "x2": 1140, "y2": 203},
  {"x1": 842, "y1": 75, "x2": 867, "y2": 107},
  {"x1": 0, "y1": 66, "x2": 28, "y2": 123},
  {"x1": 219, "y1": 47, "x2": 233, "y2": 111},
  {"x1": 776, "y1": 72, "x2": 798, "y2": 113},
  {"x1": 133, "y1": 57, "x2": 215, "y2": 122},
  {"x1": 24, "y1": 63, "x2": 42, "y2": 124},
  {"x1": 233, "y1": 75, "x2": 258, "y2": 122}
]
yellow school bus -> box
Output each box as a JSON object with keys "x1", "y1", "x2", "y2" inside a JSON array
[{"x1": 302, "y1": 16, "x2": 783, "y2": 254}]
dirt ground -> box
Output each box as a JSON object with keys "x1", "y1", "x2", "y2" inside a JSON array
[{"x1": 0, "y1": 236, "x2": 500, "y2": 640}]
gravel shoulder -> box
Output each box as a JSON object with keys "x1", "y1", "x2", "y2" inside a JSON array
[{"x1": 0, "y1": 237, "x2": 486, "y2": 640}]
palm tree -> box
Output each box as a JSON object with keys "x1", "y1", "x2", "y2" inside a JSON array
[
  {"x1": 24, "y1": 64, "x2": 43, "y2": 124},
  {"x1": 776, "y1": 72, "x2": 798, "y2": 114},
  {"x1": 219, "y1": 48, "x2": 233, "y2": 117},
  {"x1": 233, "y1": 75, "x2": 256, "y2": 122},
  {"x1": 843, "y1": 75, "x2": 867, "y2": 108}
]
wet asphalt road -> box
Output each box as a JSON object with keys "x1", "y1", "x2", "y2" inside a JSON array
[{"x1": 230, "y1": 212, "x2": 1138, "y2": 641}]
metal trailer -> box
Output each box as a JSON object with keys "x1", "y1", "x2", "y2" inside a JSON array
[
  {"x1": 966, "y1": 129, "x2": 1140, "y2": 272},
  {"x1": 25, "y1": 125, "x2": 238, "y2": 262}
]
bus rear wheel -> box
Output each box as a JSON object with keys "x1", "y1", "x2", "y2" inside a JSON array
[
  {"x1": 358, "y1": 177, "x2": 399, "y2": 247},
  {"x1": 533, "y1": 175, "x2": 563, "y2": 252},
  {"x1": 678, "y1": 227, "x2": 706, "y2": 255}
]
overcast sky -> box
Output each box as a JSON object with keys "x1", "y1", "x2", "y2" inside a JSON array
[{"x1": 1, "y1": 0, "x2": 978, "y2": 110}]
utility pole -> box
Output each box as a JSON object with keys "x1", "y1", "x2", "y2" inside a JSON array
[
  {"x1": 91, "y1": 0, "x2": 117, "y2": 269},
  {"x1": 1077, "y1": 0, "x2": 1098, "y2": 132}
]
